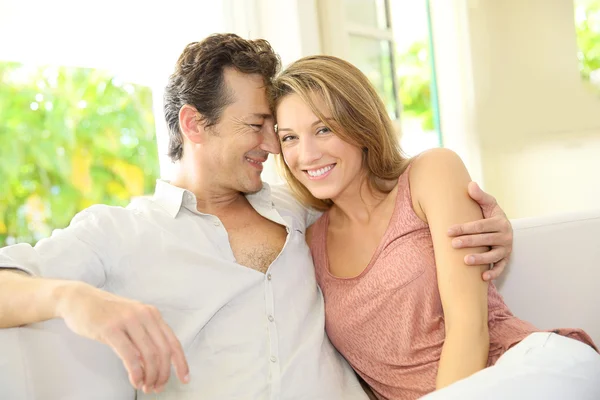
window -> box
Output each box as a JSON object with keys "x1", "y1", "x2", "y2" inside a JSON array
[
  {"x1": 344, "y1": 0, "x2": 399, "y2": 119},
  {"x1": 0, "y1": 0, "x2": 228, "y2": 245},
  {"x1": 574, "y1": 0, "x2": 600, "y2": 94},
  {"x1": 0, "y1": 63, "x2": 159, "y2": 246},
  {"x1": 390, "y1": 0, "x2": 441, "y2": 155},
  {"x1": 318, "y1": 0, "x2": 441, "y2": 155}
]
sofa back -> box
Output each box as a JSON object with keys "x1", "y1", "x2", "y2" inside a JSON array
[{"x1": 496, "y1": 209, "x2": 600, "y2": 346}]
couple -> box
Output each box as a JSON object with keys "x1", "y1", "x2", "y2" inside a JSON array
[{"x1": 0, "y1": 34, "x2": 597, "y2": 399}]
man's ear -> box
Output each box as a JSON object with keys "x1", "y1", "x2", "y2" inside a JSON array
[{"x1": 179, "y1": 104, "x2": 205, "y2": 144}]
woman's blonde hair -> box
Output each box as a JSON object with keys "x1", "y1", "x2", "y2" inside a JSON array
[{"x1": 273, "y1": 55, "x2": 409, "y2": 211}]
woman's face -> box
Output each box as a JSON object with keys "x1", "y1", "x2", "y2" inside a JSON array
[{"x1": 276, "y1": 93, "x2": 365, "y2": 201}]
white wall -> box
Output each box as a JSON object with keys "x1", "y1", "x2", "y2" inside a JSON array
[
  {"x1": 428, "y1": 0, "x2": 484, "y2": 185},
  {"x1": 224, "y1": 0, "x2": 320, "y2": 67},
  {"x1": 430, "y1": 0, "x2": 600, "y2": 218},
  {"x1": 483, "y1": 132, "x2": 600, "y2": 217}
]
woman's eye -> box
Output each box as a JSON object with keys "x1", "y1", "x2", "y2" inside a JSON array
[
  {"x1": 316, "y1": 127, "x2": 331, "y2": 135},
  {"x1": 281, "y1": 135, "x2": 295, "y2": 142}
]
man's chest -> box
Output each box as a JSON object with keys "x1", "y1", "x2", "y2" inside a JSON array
[
  {"x1": 113, "y1": 205, "x2": 306, "y2": 309},
  {"x1": 221, "y1": 213, "x2": 288, "y2": 274}
]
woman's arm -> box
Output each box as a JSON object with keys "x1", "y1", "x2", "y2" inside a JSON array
[{"x1": 410, "y1": 148, "x2": 490, "y2": 389}]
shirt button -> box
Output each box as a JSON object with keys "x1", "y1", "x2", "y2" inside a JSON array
[
  {"x1": 270, "y1": 356, "x2": 277, "y2": 363},
  {"x1": 267, "y1": 273, "x2": 272, "y2": 281},
  {"x1": 213, "y1": 220, "x2": 220, "y2": 227},
  {"x1": 268, "y1": 315, "x2": 274, "y2": 322}
]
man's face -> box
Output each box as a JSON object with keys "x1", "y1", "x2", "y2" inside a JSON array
[{"x1": 203, "y1": 68, "x2": 279, "y2": 194}]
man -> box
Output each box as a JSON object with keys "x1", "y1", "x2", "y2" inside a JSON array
[{"x1": 0, "y1": 34, "x2": 513, "y2": 399}]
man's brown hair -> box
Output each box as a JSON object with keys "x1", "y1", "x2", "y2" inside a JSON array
[{"x1": 163, "y1": 33, "x2": 281, "y2": 161}]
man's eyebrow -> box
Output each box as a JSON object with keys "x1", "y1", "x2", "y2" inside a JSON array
[{"x1": 250, "y1": 113, "x2": 273, "y2": 120}]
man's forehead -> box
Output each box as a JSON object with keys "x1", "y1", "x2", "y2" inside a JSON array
[
  {"x1": 222, "y1": 71, "x2": 273, "y2": 118},
  {"x1": 225, "y1": 92, "x2": 271, "y2": 115}
]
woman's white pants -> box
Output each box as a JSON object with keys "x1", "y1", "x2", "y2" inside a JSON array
[{"x1": 421, "y1": 332, "x2": 600, "y2": 400}]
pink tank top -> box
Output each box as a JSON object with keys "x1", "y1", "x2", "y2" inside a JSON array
[{"x1": 310, "y1": 166, "x2": 596, "y2": 400}]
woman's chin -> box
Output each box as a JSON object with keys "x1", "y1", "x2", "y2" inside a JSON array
[
  {"x1": 296, "y1": 175, "x2": 340, "y2": 200},
  {"x1": 306, "y1": 187, "x2": 338, "y2": 201}
]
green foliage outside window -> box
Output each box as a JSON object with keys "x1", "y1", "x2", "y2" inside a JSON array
[
  {"x1": 0, "y1": 63, "x2": 159, "y2": 246},
  {"x1": 575, "y1": 0, "x2": 600, "y2": 94},
  {"x1": 396, "y1": 40, "x2": 434, "y2": 132},
  {"x1": 396, "y1": 0, "x2": 600, "y2": 133}
]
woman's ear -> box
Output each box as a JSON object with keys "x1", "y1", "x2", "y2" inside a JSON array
[{"x1": 179, "y1": 104, "x2": 204, "y2": 144}]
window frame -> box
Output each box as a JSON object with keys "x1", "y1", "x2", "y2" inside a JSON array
[{"x1": 317, "y1": 0, "x2": 401, "y2": 120}]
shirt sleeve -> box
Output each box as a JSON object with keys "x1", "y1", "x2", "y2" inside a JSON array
[
  {"x1": 269, "y1": 184, "x2": 324, "y2": 229},
  {"x1": 306, "y1": 208, "x2": 324, "y2": 228},
  {"x1": 0, "y1": 205, "x2": 118, "y2": 288}
]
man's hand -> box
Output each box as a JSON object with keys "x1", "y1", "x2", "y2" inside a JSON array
[
  {"x1": 55, "y1": 283, "x2": 189, "y2": 394},
  {"x1": 447, "y1": 182, "x2": 513, "y2": 281}
]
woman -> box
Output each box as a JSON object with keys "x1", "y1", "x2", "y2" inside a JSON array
[{"x1": 272, "y1": 55, "x2": 599, "y2": 400}]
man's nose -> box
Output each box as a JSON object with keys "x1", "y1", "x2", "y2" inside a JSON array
[{"x1": 260, "y1": 123, "x2": 280, "y2": 155}]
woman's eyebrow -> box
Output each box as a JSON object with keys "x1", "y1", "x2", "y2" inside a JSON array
[{"x1": 279, "y1": 118, "x2": 331, "y2": 132}]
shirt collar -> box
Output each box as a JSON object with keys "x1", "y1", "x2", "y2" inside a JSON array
[
  {"x1": 247, "y1": 181, "x2": 274, "y2": 209},
  {"x1": 152, "y1": 180, "x2": 275, "y2": 219},
  {"x1": 152, "y1": 180, "x2": 187, "y2": 218}
]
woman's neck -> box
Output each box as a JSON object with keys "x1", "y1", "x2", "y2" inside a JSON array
[{"x1": 329, "y1": 175, "x2": 397, "y2": 226}]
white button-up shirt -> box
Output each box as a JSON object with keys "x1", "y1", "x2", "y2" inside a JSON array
[{"x1": 0, "y1": 181, "x2": 367, "y2": 400}]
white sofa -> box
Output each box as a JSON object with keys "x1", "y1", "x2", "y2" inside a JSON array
[
  {"x1": 1, "y1": 210, "x2": 599, "y2": 399},
  {"x1": 495, "y1": 209, "x2": 600, "y2": 345}
]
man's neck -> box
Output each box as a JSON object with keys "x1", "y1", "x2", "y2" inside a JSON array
[{"x1": 170, "y1": 163, "x2": 247, "y2": 215}]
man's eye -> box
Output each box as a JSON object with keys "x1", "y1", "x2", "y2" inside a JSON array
[{"x1": 250, "y1": 124, "x2": 263, "y2": 129}]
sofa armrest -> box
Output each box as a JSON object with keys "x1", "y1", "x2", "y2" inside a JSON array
[
  {"x1": 0, "y1": 319, "x2": 134, "y2": 399},
  {"x1": 496, "y1": 209, "x2": 600, "y2": 346}
]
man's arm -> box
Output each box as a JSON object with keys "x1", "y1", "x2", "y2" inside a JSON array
[
  {"x1": 0, "y1": 270, "x2": 189, "y2": 393},
  {"x1": 0, "y1": 207, "x2": 189, "y2": 394},
  {"x1": 0, "y1": 207, "x2": 108, "y2": 327},
  {"x1": 0, "y1": 269, "x2": 73, "y2": 328},
  {"x1": 0, "y1": 206, "x2": 117, "y2": 329},
  {"x1": 448, "y1": 181, "x2": 514, "y2": 281}
]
